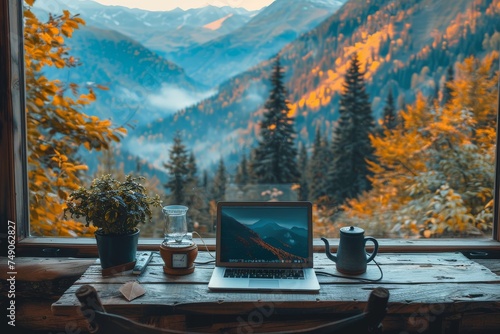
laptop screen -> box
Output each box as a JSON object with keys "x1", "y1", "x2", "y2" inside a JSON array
[{"x1": 216, "y1": 201, "x2": 313, "y2": 268}]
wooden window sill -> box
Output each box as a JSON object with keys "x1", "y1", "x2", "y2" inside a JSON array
[{"x1": 4, "y1": 251, "x2": 499, "y2": 333}]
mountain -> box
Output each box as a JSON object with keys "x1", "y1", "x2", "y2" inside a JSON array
[
  {"x1": 33, "y1": 0, "x2": 343, "y2": 87},
  {"x1": 250, "y1": 219, "x2": 284, "y2": 231},
  {"x1": 291, "y1": 226, "x2": 308, "y2": 239},
  {"x1": 248, "y1": 219, "x2": 309, "y2": 254},
  {"x1": 29, "y1": 0, "x2": 499, "y2": 178},
  {"x1": 33, "y1": 22, "x2": 212, "y2": 178},
  {"x1": 138, "y1": 0, "x2": 499, "y2": 171},
  {"x1": 33, "y1": 0, "x2": 256, "y2": 55},
  {"x1": 171, "y1": 0, "x2": 345, "y2": 86},
  {"x1": 43, "y1": 25, "x2": 208, "y2": 126},
  {"x1": 219, "y1": 212, "x2": 308, "y2": 262}
]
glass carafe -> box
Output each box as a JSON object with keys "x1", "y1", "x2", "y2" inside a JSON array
[{"x1": 162, "y1": 205, "x2": 189, "y2": 245}]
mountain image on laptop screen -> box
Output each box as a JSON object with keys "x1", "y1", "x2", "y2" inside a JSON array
[{"x1": 220, "y1": 210, "x2": 308, "y2": 263}]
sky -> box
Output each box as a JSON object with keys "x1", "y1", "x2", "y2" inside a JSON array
[
  {"x1": 223, "y1": 207, "x2": 308, "y2": 228},
  {"x1": 91, "y1": 0, "x2": 275, "y2": 11}
]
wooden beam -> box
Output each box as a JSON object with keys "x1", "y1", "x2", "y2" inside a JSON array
[
  {"x1": 0, "y1": 257, "x2": 96, "y2": 281},
  {"x1": 0, "y1": 0, "x2": 16, "y2": 252},
  {"x1": 0, "y1": 0, "x2": 29, "y2": 252}
]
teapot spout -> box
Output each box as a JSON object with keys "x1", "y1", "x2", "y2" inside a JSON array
[{"x1": 321, "y1": 237, "x2": 337, "y2": 263}]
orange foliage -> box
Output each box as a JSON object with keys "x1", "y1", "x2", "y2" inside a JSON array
[
  {"x1": 25, "y1": 0, "x2": 126, "y2": 236},
  {"x1": 290, "y1": 23, "x2": 388, "y2": 113},
  {"x1": 343, "y1": 55, "x2": 498, "y2": 238}
]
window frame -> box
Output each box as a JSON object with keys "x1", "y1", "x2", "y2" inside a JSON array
[{"x1": 1, "y1": 0, "x2": 499, "y2": 257}]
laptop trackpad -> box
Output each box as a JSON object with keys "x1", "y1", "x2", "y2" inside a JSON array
[{"x1": 249, "y1": 280, "x2": 279, "y2": 288}]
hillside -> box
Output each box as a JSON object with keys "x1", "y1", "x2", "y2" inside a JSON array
[
  {"x1": 47, "y1": 25, "x2": 207, "y2": 126},
  {"x1": 171, "y1": 0, "x2": 345, "y2": 86},
  {"x1": 138, "y1": 0, "x2": 500, "y2": 172}
]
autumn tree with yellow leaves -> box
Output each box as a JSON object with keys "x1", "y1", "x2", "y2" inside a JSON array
[
  {"x1": 338, "y1": 54, "x2": 498, "y2": 238},
  {"x1": 24, "y1": 0, "x2": 126, "y2": 236}
]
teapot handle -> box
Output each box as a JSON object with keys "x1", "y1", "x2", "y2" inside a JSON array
[{"x1": 364, "y1": 237, "x2": 379, "y2": 263}]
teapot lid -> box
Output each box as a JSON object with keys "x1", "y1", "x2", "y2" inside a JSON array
[{"x1": 340, "y1": 226, "x2": 364, "y2": 235}]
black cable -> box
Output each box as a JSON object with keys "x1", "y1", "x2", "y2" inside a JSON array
[
  {"x1": 315, "y1": 258, "x2": 384, "y2": 282},
  {"x1": 192, "y1": 231, "x2": 216, "y2": 259},
  {"x1": 194, "y1": 259, "x2": 216, "y2": 265}
]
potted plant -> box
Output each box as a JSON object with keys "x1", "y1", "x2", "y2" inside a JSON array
[{"x1": 65, "y1": 174, "x2": 162, "y2": 269}]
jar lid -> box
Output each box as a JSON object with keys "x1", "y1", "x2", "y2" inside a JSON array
[
  {"x1": 340, "y1": 226, "x2": 364, "y2": 235},
  {"x1": 161, "y1": 240, "x2": 195, "y2": 248}
]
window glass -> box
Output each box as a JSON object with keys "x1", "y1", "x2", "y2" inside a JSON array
[{"x1": 26, "y1": 0, "x2": 499, "y2": 239}]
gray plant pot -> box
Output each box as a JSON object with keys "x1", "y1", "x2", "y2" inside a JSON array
[{"x1": 95, "y1": 229, "x2": 139, "y2": 269}]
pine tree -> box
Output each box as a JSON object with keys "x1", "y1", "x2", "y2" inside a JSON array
[
  {"x1": 185, "y1": 152, "x2": 204, "y2": 229},
  {"x1": 247, "y1": 149, "x2": 258, "y2": 184},
  {"x1": 235, "y1": 154, "x2": 250, "y2": 186},
  {"x1": 186, "y1": 152, "x2": 198, "y2": 187},
  {"x1": 212, "y1": 158, "x2": 227, "y2": 202},
  {"x1": 185, "y1": 152, "x2": 202, "y2": 204},
  {"x1": 442, "y1": 65, "x2": 454, "y2": 106},
  {"x1": 297, "y1": 143, "x2": 309, "y2": 201},
  {"x1": 327, "y1": 53, "x2": 375, "y2": 204},
  {"x1": 202, "y1": 170, "x2": 209, "y2": 191},
  {"x1": 382, "y1": 88, "x2": 397, "y2": 131},
  {"x1": 308, "y1": 127, "x2": 330, "y2": 202},
  {"x1": 431, "y1": 80, "x2": 440, "y2": 103},
  {"x1": 251, "y1": 55, "x2": 300, "y2": 184},
  {"x1": 96, "y1": 145, "x2": 121, "y2": 177},
  {"x1": 163, "y1": 132, "x2": 189, "y2": 205}
]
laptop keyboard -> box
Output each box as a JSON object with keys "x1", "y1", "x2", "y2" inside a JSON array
[{"x1": 224, "y1": 268, "x2": 305, "y2": 279}]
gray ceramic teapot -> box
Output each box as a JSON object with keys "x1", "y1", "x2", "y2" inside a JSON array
[{"x1": 321, "y1": 226, "x2": 379, "y2": 275}]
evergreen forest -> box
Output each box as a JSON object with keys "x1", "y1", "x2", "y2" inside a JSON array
[{"x1": 24, "y1": 0, "x2": 499, "y2": 239}]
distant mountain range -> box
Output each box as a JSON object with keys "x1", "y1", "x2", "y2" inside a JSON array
[
  {"x1": 220, "y1": 212, "x2": 308, "y2": 262},
  {"x1": 32, "y1": 0, "x2": 345, "y2": 174},
  {"x1": 33, "y1": 0, "x2": 255, "y2": 41},
  {"x1": 31, "y1": 0, "x2": 499, "y2": 179},
  {"x1": 139, "y1": 0, "x2": 499, "y2": 173},
  {"x1": 249, "y1": 218, "x2": 308, "y2": 253},
  {"x1": 170, "y1": 0, "x2": 345, "y2": 86},
  {"x1": 33, "y1": 0, "x2": 343, "y2": 86}
]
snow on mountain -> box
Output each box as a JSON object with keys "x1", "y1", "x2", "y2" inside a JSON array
[
  {"x1": 204, "y1": 13, "x2": 234, "y2": 31},
  {"x1": 32, "y1": 0, "x2": 257, "y2": 54}
]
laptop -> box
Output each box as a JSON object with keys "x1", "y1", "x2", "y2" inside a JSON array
[{"x1": 208, "y1": 201, "x2": 320, "y2": 292}]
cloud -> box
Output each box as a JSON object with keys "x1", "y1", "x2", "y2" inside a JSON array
[
  {"x1": 124, "y1": 136, "x2": 172, "y2": 171},
  {"x1": 147, "y1": 84, "x2": 215, "y2": 115},
  {"x1": 119, "y1": 86, "x2": 141, "y2": 103}
]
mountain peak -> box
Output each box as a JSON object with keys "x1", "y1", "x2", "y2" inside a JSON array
[
  {"x1": 203, "y1": 13, "x2": 234, "y2": 31},
  {"x1": 250, "y1": 219, "x2": 282, "y2": 230}
]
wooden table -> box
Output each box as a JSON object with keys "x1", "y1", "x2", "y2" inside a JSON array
[{"x1": 51, "y1": 252, "x2": 500, "y2": 333}]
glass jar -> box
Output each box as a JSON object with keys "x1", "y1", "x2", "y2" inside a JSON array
[{"x1": 162, "y1": 205, "x2": 189, "y2": 245}]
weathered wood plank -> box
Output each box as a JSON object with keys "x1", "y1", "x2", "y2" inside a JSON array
[
  {"x1": 91, "y1": 251, "x2": 481, "y2": 267},
  {"x1": 474, "y1": 259, "x2": 500, "y2": 275},
  {"x1": 17, "y1": 297, "x2": 500, "y2": 334},
  {"x1": 51, "y1": 250, "x2": 500, "y2": 331},
  {"x1": 3, "y1": 253, "x2": 498, "y2": 333},
  {"x1": 51, "y1": 282, "x2": 500, "y2": 316},
  {"x1": 22, "y1": 300, "x2": 500, "y2": 334},
  {"x1": 459, "y1": 311, "x2": 500, "y2": 332},
  {"x1": 0, "y1": 257, "x2": 96, "y2": 281},
  {"x1": 75, "y1": 252, "x2": 500, "y2": 285},
  {"x1": 14, "y1": 299, "x2": 89, "y2": 332}
]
